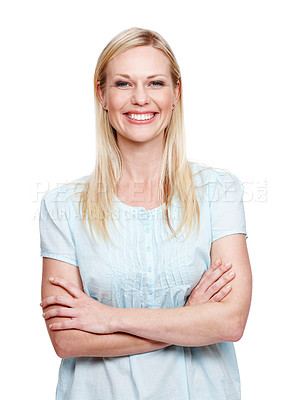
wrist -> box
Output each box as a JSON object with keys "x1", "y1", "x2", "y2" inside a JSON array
[{"x1": 109, "y1": 305, "x2": 128, "y2": 333}]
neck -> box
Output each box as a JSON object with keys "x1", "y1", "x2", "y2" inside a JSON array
[{"x1": 116, "y1": 133, "x2": 164, "y2": 185}]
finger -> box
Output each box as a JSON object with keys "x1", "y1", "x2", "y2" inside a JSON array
[
  {"x1": 209, "y1": 284, "x2": 232, "y2": 302},
  {"x1": 49, "y1": 320, "x2": 78, "y2": 331},
  {"x1": 197, "y1": 261, "x2": 232, "y2": 295},
  {"x1": 41, "y1": 295, "x2": 75, "y2": 309},
  {"x1": 203, "y1": 258, "x2": 222, "y2": 279},
  {"x1": 202, "y1": 262, "x2": 232, "y2": 291},
  {"x1": 206, "y1": 270, "x2": 236, "y2": 300},
  {"x1": 209, "y1": 258, "x2": 222, "y2": 272},
  {"x1": 48, "y1": 277, "x2": 84, "y2": 299},
  {"x1": 193, "y1": 259, "x2": 222, "y2": 291},
  {"x1": 209, "y1": 262, "x2": 232, "y2": 282},
  {"x1": 43, "y1": 307, "x2": 76, "y2": 320}
]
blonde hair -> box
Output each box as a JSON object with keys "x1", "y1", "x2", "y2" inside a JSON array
[{"x1": 74, "y1": 27, "x2": 200, "y2": 244}]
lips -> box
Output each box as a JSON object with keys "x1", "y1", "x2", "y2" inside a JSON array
[
  {"x1": 127, "y1": 113, "x2": 155, "y2": 121},
  {"x1": 123, "y1": 111, "x2": 159, "y2": 124},
  {"x1": 125, "y1": 111, "x2": 157, "y2": 119}
]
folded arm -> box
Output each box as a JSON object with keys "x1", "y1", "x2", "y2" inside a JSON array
[
  {"x1": 44, "y1": 234, "x2": 251, "y2": 346},
  {"x1": 114, "y1": 234, "x2": 252, "y2": 345},
  {"x1": 41, "y1": 258, "x2": 169, "y2": 359},
  {"x1": 41, "y1": 254, "x2": 236, "y2": 358}
]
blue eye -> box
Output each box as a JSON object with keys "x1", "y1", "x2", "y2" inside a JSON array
[
  {"x1": 115, "y1": 81, "x2": 129, "y2": 87},
  {"x1": 151, "y1": 81, "x2": 164, "y2": 86},
  {"x1": 115, "y1": 80, "x2": 164, "y2": 88}
]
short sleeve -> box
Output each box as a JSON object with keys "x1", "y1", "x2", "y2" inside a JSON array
[
  {"x1": 39, "y1": 189, "x2": 79, "y2": 267},
  {"x1": 209, "y1": 170, "x2": 248, "y2": 243}
]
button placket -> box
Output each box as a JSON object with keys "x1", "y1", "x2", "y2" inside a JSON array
[{"x1": 144, "y1": 211, "x2": 155, "y2": 299}]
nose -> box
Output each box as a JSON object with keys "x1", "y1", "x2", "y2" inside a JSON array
[{"x1": 131, "y1": 83, "x2": 149, "y2": 106}]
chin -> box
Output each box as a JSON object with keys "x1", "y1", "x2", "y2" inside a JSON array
[{"x1": 119, "y1": 131, "x2": 164, "y2": 143}]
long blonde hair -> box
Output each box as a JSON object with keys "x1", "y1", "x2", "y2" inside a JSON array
[{"x1": 74, "y1": 27, "x2": 200, "y2": 244}]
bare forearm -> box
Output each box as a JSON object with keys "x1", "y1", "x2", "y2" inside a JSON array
[
  {"x1": 51, "y1": 328, "x2": 171, "y2": 359},
  {"x1": 113, "y1": 302, "x2": 244, "y2": 347},
  {"x1": 112, "y1": 236, "x2": 252, "y2": 347}
]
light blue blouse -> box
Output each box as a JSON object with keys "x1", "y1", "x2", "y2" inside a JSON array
[{"x1": 39, "y1": 161, "x2": 248, "y2": 400}]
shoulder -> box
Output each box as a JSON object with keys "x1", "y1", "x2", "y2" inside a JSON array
[
  {"x1": 188, "y1": 160, "x2": 242, "y2": 187},
  {"x1": 41, "y1": 174, "x2": 90, "y2": 208},
  {"x1": 188, "y1": 161, "x2": 245, "y2": 206}
]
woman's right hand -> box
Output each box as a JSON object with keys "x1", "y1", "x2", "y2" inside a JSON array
[{"x1": 185, "y1": 259, "x2": 235, "y2": 306}]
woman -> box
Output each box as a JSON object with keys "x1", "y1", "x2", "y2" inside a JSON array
[{"x1": 39, "y1": 27, "x2": 252, "y2": 400}]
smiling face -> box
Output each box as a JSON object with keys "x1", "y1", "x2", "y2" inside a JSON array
[{"x1": 97, "y1": 46, "x2": 180, "y2": 144}]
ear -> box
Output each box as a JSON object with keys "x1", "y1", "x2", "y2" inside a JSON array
[
  {"x1": 96, "y1": 82, "x2": 107, "y2": 110},
  {"x1": 173, "y1": 79, "x2": 181, "y2": 106}
]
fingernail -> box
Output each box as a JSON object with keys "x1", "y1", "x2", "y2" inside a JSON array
[
  {"x1": 225, "y1": 262, "x2": 232, "y2": 268},
  {"x1": 42, "y1": 313, "x2": 45, "y2": 317},
  {"x1": 226, "y1": 284, "x2": 231, "y2": 289},
  {"x1": 49, "y1": 324, "x2": 53, "y2": 329},
  {"x1": 229, "y1": 271, "x2": 235, "y2": 276},
  {"x1": 49, "y1": 277, "x2": 54, "y2": 282},
  {"x1": 215, "y1": 258, "x2": 221, "y2": 266}
]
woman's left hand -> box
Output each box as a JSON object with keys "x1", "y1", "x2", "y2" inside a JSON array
[{"x1": 41, "y1": 277, "x2": 117, "y2": 334}]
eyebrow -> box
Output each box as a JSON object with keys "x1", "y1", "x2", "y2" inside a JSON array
[{"x1": 112, "y1": 73, "x2": 168, "y2": 79}]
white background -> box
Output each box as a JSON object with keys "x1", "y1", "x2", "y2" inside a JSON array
[{"x1": 1, "y1": 0, "x2": 299, "y2": 399}]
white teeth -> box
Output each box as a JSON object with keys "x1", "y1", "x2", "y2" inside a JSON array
[{"x1": 127, "y1": 113, "x2": 155, "y2": 121}]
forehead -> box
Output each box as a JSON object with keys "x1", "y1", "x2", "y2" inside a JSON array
[{"x1": 106, "y1": 46, "x2": 171, "y2": 78}]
